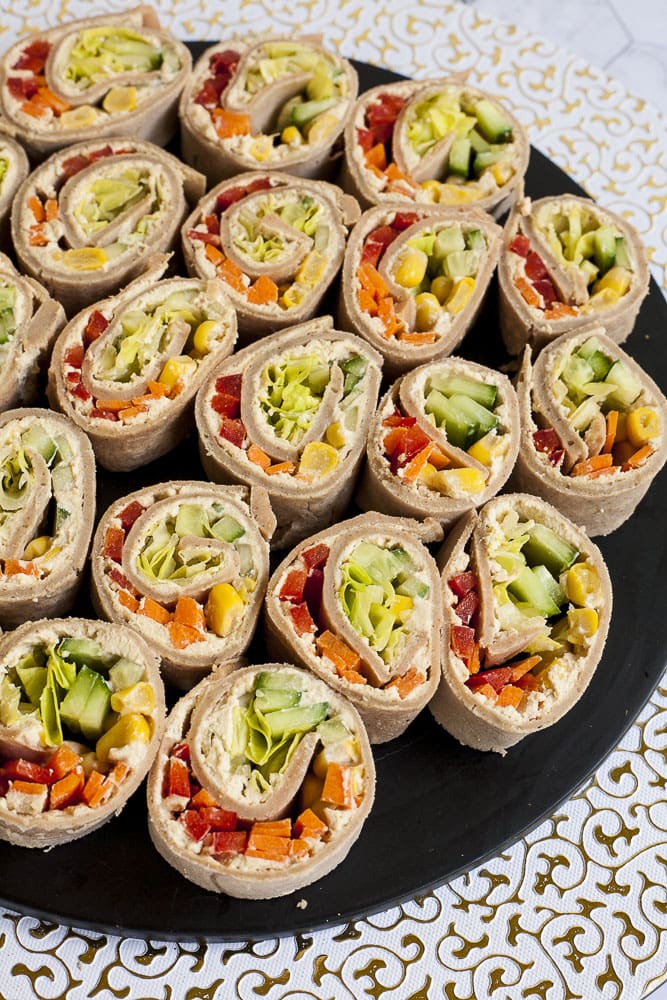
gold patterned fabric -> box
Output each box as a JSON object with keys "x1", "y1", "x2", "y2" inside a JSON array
[{"x1": 0, "y1": 3, "x2": 666, "y2": 998}]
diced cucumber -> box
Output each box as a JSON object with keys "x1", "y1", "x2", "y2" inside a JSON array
[
  {"x1": 560, "y1": 355, "x2": 596, "y2": 400},
  {"x1": 108, "y1": 657, "x2": 144, "y2": 690},
  {"x1": 318, "y1": 716, "x2": 351, "y2": 746},
  {"x1": 532, "y1": 564, "x2": 567, "y2": 608},
  {"x1": 59, "y1": 665, "x2": 99, "y2": 735},
  {"x1": 580, "y1": 259, "x2": 599, "y2": 286},
  {"x1": 444, "y1": 250, "x2": 480, "y2": 278},
  {"x1": 570, "y1": 396, "x2": 602, "y2": 433},
  {"x1": 395, "y1": 575, "x2": 430, "y2": 599},
  {"x1": 78, "y1": 673, "x2": 112, "y2": 742},
  {"x1": 604, "y1": 360, "x2": 641, "y2": 409},
  {"x1": 428, "y1": 373, "x2": 497, "y2": 409},
  {"x1": 427, "y1": 391, "x2": 498, "y2": 449},
  {"x1": 466, "y1": 229, "x2": 486, "y2": 252},
  {"x1": 307, "y1": 365, "x2": 330, "y2": 394},
  {"x1": 593, "y1": 226, "x2": 617, "y2": 275},
  {"x1": 448, "y1": 137, "x2": 472, "y2": 178},
  {"x1": 16, "y1": 664, "x2": 48, "y2": 707},
  {"x1": 264, "y1": 702, "x2": 328, "y2": 737},
  {"x1": 508, "y1": 566, "x2": 562, "y2": 618},
  {"x1": 614, "y1": 236, "x2": 631, "y2": 269},
  {"x1": 474, "y1": 100, "x2": 513, "y2": 142},
  {"x1": 54, "y1": 505, "x2": 70, "y2": 533},
  {"x1": 39, "y1": 685, "x2": 62, "y2": 745},
  {"x1": 291, "y1": 96, "x2": 337, "y2": 127},
  {"x1": 255, "y1": 670, "x2": 302, "y2": 691},
  {"x1": 521, "y1": 524, "x2": 579, "y2": 578},
  {"x1": 586, "y1": 350, "x2": 613, "y2": 381},
  {"x1": 434, "y1": 227, "x2": 465, "y2": 257},
  {"x1": 57, "y1": 638, "x2": 112, "y2": 671},
  {"x1": 468, "y1": 127, "x2": 490, "y2": 153},
  {"x1": 210, "y1": 515, "x2": 245, "y2": 543},
  {"x1": 254, "y1": 687, "x2": 301, "y2": 712},
  {"x1": 576, "y1": 337, "x2": 604, "y2": 361},
  {"x1": 276, "y1": 95, "x2": 303, "y2": 132},
  {"x1": 174, "y1": 504, "x2": 209, "y2": 539},
  {"x1": 473, "y1": 150, "x2": 505, "y2": 175},
  {"x1": 21, "y1": 426, "x2": 58, "y2": 466}
]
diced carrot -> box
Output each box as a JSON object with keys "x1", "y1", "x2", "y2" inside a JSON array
[
  {"x1": 365, "y1": 143, "x2": 387, "y2": 171},
  {"x1": 385, "y1": 666, "x2": 425, "y2": 698},
  {"x1": 147, "y1": 380, "x2": 170, "y2": 398},
  {"x1": 247, "y1": 274, "x2": 279, "y2": 305},
  {"x1": 4, "y1": 560, "x2": 40, "y2": 577},
  {"x1": 250, "y1": 819, "x2": 291, "y2": 838},
  {"x1": 138, "y1": 597, "x2": 172, "y2": 625},
  {"x1": 168, "y1": 620, "x2": 204, "y2": 648},
  {"x1": 474, "y1": 683, "x2": 497, "y2": 701},
  {"x1": 467, "y1": 642, "x2": 481, "y2": 676},
  {"x1": 29, "y1": 224, "x2": 48, "y2": 246},
  {"x1": 21, "y1": 100, "x2": 48, "y2": 119},
  {"x1": 245, "y1": 834, "x2": 291, "y2": 858},
  {"x1": 218, "y1": 256, "x2": 246, "y2": 294},
  {"x1": 385, "y1": 162, "x2": 414, "y2": 184},
  {"x1": 247, "y1": 443, "x2": 271, "y2": 470},
  {"x1": 622, "y1": 444, "x2": 653, "y2": 471},
  {"x1": 429, "y1": 447, "x2": 450, "y2": 470},
  {"x1": 118, "y1": 589, "x2": 140, "y2": 612},
  {"x1": 204, "y1": 242, "x2": 225, "y2": 265},
  {"x1": 543, "y1": 301, "x2": 578, "y2": 319},
  {"x1": 321, "y1": 762, "x2": 354, "y2": 808},
  {"x1": 95, "y1": 398, "x2": 131, "y2": 412},
  {"x1": 32, "y1": 87, "x2": 70, "y2": 114},
  {"x1": 398, "y1": 331, "x2": 438, "y2": 345},
  {"x1": 509, "y1": 655, "x2": 542, "y2": 682},
  {"x1": 107, "y1": 762, "x2": 129, "y2": 787},
  {"x1": 603, "y1": 410, "x2": 619, "y2": 454},
  {"x1": 49, "y1": 770, "x2": 84, "y2": 810},
  {"x1": 583, "y1": 465, "x2": 619, "y2": 478},
  {"x1": 81, "y1": 770, "x2": 107, "y2": 808},
  {"x1": 131, "y1": 393, "x2": 158, "y2": 407},
  {"x1": 357, "y1": 288, "x2": 378, "y2": 315},
  {"x1": 515, "y1": 276, "x2": 541, "y2": 308},
  {"x1": 29, "y1": 195, "x2": 45, "y2": 222},
  {"x1": 612, "y1": 439, "x2": 635, "y2": 466},
  {"x1": 288, "y1": 838, "x2": 311, "y2": 859},
  {"x1": 293, "y1": 809, "x2": 328, "y2": 840},
  {"x1": 571, "y1": 453, "x2": 613, "y2": 477},
  {"x1": 119, "y1": 405, "x2": 147, "y2": 422},
  {"x1": 191, "y1": 787, "x2": 219, "y2": 809},
  {"x1": 174, "y1": 596, "x2": 206, "y2": 631},
  {"x1": 377, "y1": 295, "x2": 402, "y2": 338},
  {"x1": 356, "y1": 262, "x2": 389, "y2": 299},
  {"x1": 340, "y1": 668, "x2": 367, "y2": 685},
  {"x1": 169, "y1": 378, "x2": 185, "y2": 399},
  {"x1": 496, "y1": 684, "x2": 524, "y2": 709},
  {"x1": 10, "y1": 780, "x2": 48, "y2": 797},
  {"x1": 211, "y1": 108, "x2": 251, "y2": 139},
  {"x1": 48, "y1": 744, "x2": 82, "y2": 780},
  {"x1": 265, "y1": 461, "x2": 295, "y2": 475},
  {"x1": 45, "y1": 198, "x2": 58, "y2": 222},
  {"x1": 402, "y1": 444, "x2": 434, "y2": 483},
  {"x1": 316, "y1": 630, "x2": 361, "y2": 673}
]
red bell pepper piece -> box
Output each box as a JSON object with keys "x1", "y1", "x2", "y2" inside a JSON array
[
  {"x1": 84, "y1": 310, "x2": 109, "y2": 345},
  {"x1": 356, "y1": 128, "x2": 375, "y2": 153},
  {"x1": 199, "y1": 807, "x2": 238, "y2": 830},
  {"x1": 533, "y1": 278, "x2": 558, "y2": 308},
  {"x1": 103, "y1": 526, "x2": 124, "y2": 563},
  {"x1": 279, "y1": 568, "x2": 307, "y2": 603},
  {"x1": 170, "y1": 742, "x2": 191, "y2": 764},
  {"x1": 509, "y1": 235, "x2": 530, "y2": 258},
  {"x1": 206, "y1": 829, "x2": 248, "y2": 855},
  {"x1": 466, "y1": 667, "x2": 513, "y2": 693},
  {"x1": 215, "y1": 373, "x2": 242, "y2": 397},
  {"x1": 70, "y1": 382, "x2": 92, "y2": 403},
  {"x1": 525, "y1": 252, "x2": 549, "y2": 281},
  {"x1": 64, "y1": 344, "x2": 84, "y2": 369},
  {"x1": 118, "y1": 500, "x2": 144, "y2": 533},
  {"x1": 62, "y1": 153, "x2": 91, "y2": 178},
  {"x1": 211, "y1": 392, "x2": 241, "y2": 418},
  {"x1": 218, "y1": 418, "x2": 245, "y2": 448},
  {"x1": 454, "y1": 589, "x2": 478, "y2": 626},
  {"x1": 187, "y1": 229, "x2": 221, "y2": 246},
  {"x1": 165, "y1": 757, "x2": 191, "y2": 801},
  {"x1": 302, "y1": 544, "x2": 329, "y2": 570},
  {"x1": 180, "y1": 809, "x2": 210, "y2": 842},
  {"x1": 303, "y1": 568, "x2": 324, "y2": 623},
  {"x1": 289, "y1": 602, "x2": 317, "y2": 636},
  {"x1": 450, "y1": 625, "x2": 476, "y2": 660},
  {"x1": 448, "y1": 572, "x2": 478, "y2": 599},
  {"x1": 392, "y1": 212, "x2": 418, "y2": 231},
  {"x1": 2, "y1": 759, "x2": 53, "y2": 785}
]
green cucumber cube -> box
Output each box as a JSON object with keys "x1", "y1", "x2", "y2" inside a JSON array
[
  {"x1": 428, "y1": 373, "x2": 497, "y2": 408},
  {"x1": 264, "y1": 702, "x2": 328, "y2": 737},
  {"x1": 108, "y1": 657, "x2": 144, "y2": 690},
  {"x1": 521, "y1": 524, "x2": 579, "y2": 578},
  {"x1": 508, "y1": 566, "x2": 562, "y2": 618},
  {"x1": 593, "y1": 226, "x2": 617, "y2": 275},
  {"x1": 474, "y1": 100, "x2": 512, "y2": 143},
  {"x1": 604, "y1": 360, "x2": 641, "y2": 409},
  {"x1": 448, "y1": 137, "x2": 472, "y2": 178}
]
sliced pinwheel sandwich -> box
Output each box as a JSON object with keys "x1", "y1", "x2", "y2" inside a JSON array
[
  {"x1": 0, "y1": 131, "x2": 28, "y2": 234},
  {"x1": 0, "y1": 7, "x2": 190, "y2": 159},
  {"x1": 0, "y1": 617, "x2": 165, "y2": 848},
  {"x1": 0, "y1": 409, "x2": 95, "y2": 627},
  {"x1": 341, "y1": 79, "x2": 528, "y2": 216},
  {"x1": 513, "y1": 328, "x2": 667, "y2": 535},
  {"x1": 431, "y1": 493, "x2": 612, "y2": 753},
  {"x1": 265, "y1": 512, "x2": 443, "y2": 743},
  {"x1": 11, "y1": 137, "x2": 205, "y2": 315},
  {"x1": 147, "y1": 663, "x2": 375, "y2": 899},
  {"x1": 91, "y1": 482, "x2": 274, "y2": 690},
  {"x1": 195, "y1": 317, "x2": 382, "y2": 549},
  {"x1": 338, "y1": 203, "x2": 501, "y2": 376},
  {"x1": 182, "y1": 171, "x2": 359, "y2": 338},
  {"x1": 0, "y1": 253, "x2": 65, "y2": 411},
  {"x1": 358, "y1": 357, "x2": 520, "y2": 526},
  {"x1": 179, "y1": 37, "x2": 358, "y2": 184},
  {"x1": 47, "y1": 257, "x2": 237, "y2": 471},
  {"x1": 499, "y1": 195, "x2": 649, "y2": 354}
]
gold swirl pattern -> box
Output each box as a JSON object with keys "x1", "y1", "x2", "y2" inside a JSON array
[{"x1": 0, "y1": 3, "x2": 666, "y2": 999}]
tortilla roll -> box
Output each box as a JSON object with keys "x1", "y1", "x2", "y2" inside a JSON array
[
  {"x1": 0, "y1": 7, "x2": 191, "y2": 160},
  {"x1": 498, "y1": 195, "x2": 650, "y2": 355},
  {"x1": 430, "y1": 493, "x2": 612, "y2": 754},
  {"x1": 179, "y1": 37, "x2": 358, "y2": 185},
  {"x1": 11, "y1": 137, "x2": 205, "y2": 316},
  {"x1": 91, "y1": 481, "x2": 274, "y2": 690},
  {"x1": 0, "y1": 130, "x2": 28, "y2": 235},
  {"x1": 0, "y1": 409, "x2": 95, "y2": 627},
  {"x1": 147, "y1": 663, "x2": 375, "y2": 899},
  {"x1": 265, "y1": 512, "x2": 443, "y2": 743},
  {"x1": 340, "y1": 79, "x2": 528, "y2": 217},
  {"x1": 47, "y1": 257, "x2": 237, "y2": 472},
  {"x1": 511, "y1": 327, "x2": 667, "y2": 535},
  {"x1": 0, "y1": 253, "x2": 66, "y2": 411},
  {"x1": 0, "y1": 617, "x2": 165, "y2": 848},
  {"x1": 182, "y1": 171, "x2": 359, "y2": 339},
  {"x1": 195, "y1": 316, "x2": 382, "y2": 549},
  {"x1": 338, "y1": 203, "x2": 501, "y2": 377},
  {"x1": 358, "y1": 357, "x2": 520, "y2": 527}
]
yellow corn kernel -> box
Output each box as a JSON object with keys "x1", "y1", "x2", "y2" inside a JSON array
[
  {"x1": 445, "y1": 276, "x2": 475, "y2": 314},
  {"x1": 281, "y1": 125, "x2": 301, "y2": 145},
  {"x1": 61, "y1": 247, "x2": 107, "y2": 271},
  {"x1": 193, "y1": 320, "x2": 218, "y2": 355},
  {"x1": 296, "y1": 250, "x2": 327, "y2": 286},
  {"x1": 564, "y1": 562, "x2": 602, "y2": 607},
  {"x1": 96, "y1": 713, "x2": 151, "y2": 762},
  {"x1": 420, "y1": 180, "x2": 442, "y2": 202},
  {"x1": 205, "y1": 582, "x2": 245, "y2": 637},
  {"x1": 102, "y1": 86, "x2": 137, "y2": 115},
  {"x1": 390, "y1": 594, "x2": 413, "y2": 622},
  {"x1": 490, "y1": 160, "x2": 514, "y2": 186},
  {"x1": 300, "y1": 772, "x2": 324, "y2": 812},
  {"x1": 393, "y1": 248, "x2": 429, "y2": 289},
  {"x1": 298, "y1": 441, "x2": 339, "y2": 478},
  {"x1": 467, "y1": 431, "x2": 496, "y2": 466},
  {"x1": 414, "y1": 291, "x2": 441, "y2": 331},
  {"x1": 279, "y1": 285, "x2": 304, "y2": 310},
  {"x1": 437, "y1": 183, "x2": 481, "y2": 205},
  {"x1": 419, "y1": 462, "x2": 439, "y2": 487},
  {"x1": 41, "y1": 546, "x2": 61, "y2": 562},
  {"x1": 249, "y1": 136, "x2": 273, "y2": 161},
  {"x1": 22, "y1": 535, "x2": 52, "y2": 560},
  {"x1": 306, "y1": 110, "x2": 338, "y2": 143},
  {"x1": 626, "y1": 406, "x2": 660, "y2": 447},
  {"x1": 594, "y1": 265, "x2": 632, "y2": 297},
  {"x1": 430, "y1": 275, "x2": 453, "y2": 304},
  {"x1": 60, "y1": 105, "x2": 98, "y2": 129},
  {"x1": 582, "y1": 287, "x2": 619, "y2": 312},
  {"x1": 430, "y1": 467, "x2": 487, "y2": 495},
  {"x1": 350, "y1": 764, "x2": 365, "y2": 798},
  {"x1": 312, "y1": 749, "x2": 329, "y2": 780},
  {"x1": 242, "y1": 575, "x2": 257, "y2": 593},
  {"x1": 566, "y1": 607, "x2": 599, "y2": 644},
  {"x1": 110, "y1": 682, "x2": 155, "y2": 716},
  {"x1": 158, "y1": 355, "x2": 197, "y2": 389},
  {"x1": 326, "y1": 421, "x2": 346, "y2": 449}
]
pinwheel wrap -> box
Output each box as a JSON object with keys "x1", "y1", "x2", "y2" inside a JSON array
[
  {"x1": 47, "y1": 257, "x2": 237, "y2": 471},
  {"x1": 91, "y1": 481, "x2": 275, "y2": 690},
  {"x1": 498, "y1": 195, "x2": 650, "y2": 355},
  {"x1": 0, "y1": 131, "x2": 28, "y2": 235},
  {"x1": 195, "y1": 316, "x2": 382, "y2": 549},
  {"x1": 338, "y1": 204, "x2": 501, "y2": 377},
  {"x1": 431, "y1": 493, "x2": 612, "y2": 753},
  {"x1": 0, "y1": 7, "x2": 191, "y2": 159},
  {"x1": 147, "y1": 663, "x2": 375, "y2": 899},
  {"x1": 12, "y1": 137, "x2": 205, "y2": 315},
  {"x1": 0, "y1": 253, "x2": 65, "y2": 411},
  {"x1": 358, "y1": 357, "x2": 520, "y2": 526},
  {"x1": 265, "y1": 512, "x2": 444, "y2": 743},
  {"x1": 0, "y1": 409, "x2": 95, "y2": 627},
  {"x1": 182, "y1": 171, "x2": 359, "y2": 338},
  {"x1": 512, "y1": 328, "x2": 667, "y2": 535},
  {"x1": 340, "y1": 79, "x2": 528, "y2": 216},
  {"x1": 0, "y1": 617, "x2": 165, "y2": 848},
  {"x1": 179, "y1": 37, "x2": 358, "y2": 185}
]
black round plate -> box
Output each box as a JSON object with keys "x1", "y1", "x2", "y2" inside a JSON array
[{"x1": 1, "y1": 52, "x2": 665, "y2": 942}]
